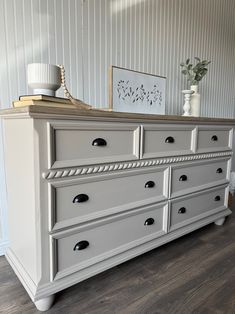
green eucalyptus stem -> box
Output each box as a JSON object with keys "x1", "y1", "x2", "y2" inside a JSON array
[{"x1": 180, "y1": 57, "x2": 211, "y2": 86}]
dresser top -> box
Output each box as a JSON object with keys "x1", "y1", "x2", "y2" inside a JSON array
[{"x1": 1, "y1": 101, "x2": 235, "y2": 125}]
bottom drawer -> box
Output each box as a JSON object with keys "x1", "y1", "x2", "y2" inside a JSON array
[
  {"x1": 51, "y1": 202, "x2": 167, "y2": 280},
  {"x1": 170, "y1": 185, "x2": 228, "y2": 231}
]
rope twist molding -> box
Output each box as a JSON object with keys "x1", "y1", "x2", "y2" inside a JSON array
[{"x1": 42, "y1": 151, "x2": 232, "y2": 180}]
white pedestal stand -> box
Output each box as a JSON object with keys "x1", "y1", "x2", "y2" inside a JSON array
[{"x1": 182, "y1": 90, "x2": 194, "y2": 116}]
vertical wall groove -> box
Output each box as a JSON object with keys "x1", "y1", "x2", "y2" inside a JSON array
[{"x1": 0, "y1": 0, "x2": 234, "y2": 113}]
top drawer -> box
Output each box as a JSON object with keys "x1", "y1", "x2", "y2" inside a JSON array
[
  {"x1": 196, "y1": 126, "x2": 233, "y2": 153},
  {"x1": 48, "y1": 122, "x2": 140, "y2": 168},
  {"x1": 141, "y1": 125, "x2": 195, "y2": 159}
]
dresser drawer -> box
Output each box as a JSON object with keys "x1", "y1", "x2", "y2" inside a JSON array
[
  {"x1": 51, "y1": 203, "x2": 167, "y2": 280},
  {"x1": 141, "y1": 125, "x2": 195, "y2": 159},
  {"x1": 49, "y1": 167, "x2": 169, "y2": 230},
  {"x1": 196, "y1": 127, "x2": 232, "y2": 153},
  {"x1": 48, "y1": 121, "x2": 140, "y2": 168},
  {"x1": 170, "y1": 159, "x2": 230, "y2": 198},
  {"x1": 170, "y1": 186, "x2": 228, "y2": 231}
]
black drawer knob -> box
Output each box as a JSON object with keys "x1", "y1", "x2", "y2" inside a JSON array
[
  {"x1": 165, "y1": 136, "x2": 175, "y2": 143},
  {"x1": 216, "y1": 168, "x2": 223, "y2": 173},
  {"x1": 73, "y1": 194, "x2": 89, "y2": 203},
  {"x1": 211, "y1": 135, "x2": 218, "y2": 141},
  {"x1": 214, "y1": 195, "x2": 221, "y2": 201},
  {"x1": 145, "y1": 181, "x2": 155, "y2": 188},
  {"x1": 73, "y1": 240, "x2": 89, "y2": 251},
  {"x1": 179, "y1": 175, "x2": 187, "y2": 181},
  {"x1": 144, "y1": 218, "x2": 155, "y2": 225},
  {"x1": 92, "y1": 138, "x2": 107, "y2": 146},
  {"x1": 178, "y1": 207, "x2": 186, "y2": 214}
]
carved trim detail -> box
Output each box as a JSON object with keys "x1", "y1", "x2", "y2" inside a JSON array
[{"x1": 42, "y1": 151, "x2": 232, "y2": 180}]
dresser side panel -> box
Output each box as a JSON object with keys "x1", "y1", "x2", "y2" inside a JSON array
[{"x1": 3, "y1": 118, "x2": 38, "y2": 284}]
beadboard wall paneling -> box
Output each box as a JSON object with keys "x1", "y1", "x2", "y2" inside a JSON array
[
  {"x1": 0, "y1": 0, "x2": 84, "y2": 108},
  {"x1": 83, "y1": 0, "x2": 235, "y2": 116},
  {"x1": 0, "y1": 0, "x2": 234, "y2": 255},
  {"x1": 0, "y1": 0, "x2": 234, "y2": 113}
]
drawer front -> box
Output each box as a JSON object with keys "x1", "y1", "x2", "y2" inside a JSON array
[
  {"x1": 170, "y1": 186, "x2": 228, "y2": 231},
  {"x1": 141, "y1": 125, "x2": 195, "y2": 159},
  {"x1": 51, "y1": 203, "x2": 167, "y2": 280},
  {"x1": 48, "y1": 122, "x2": 140, "y2": 168},
  {"x1": 197, "y1": 127, "x2": 232, "y2": 153},
  {"x1": 171, "y1": 159, "x2": 230, "y2": 198},
  {"x1": 50, "y1": 167, "x2": 169, "y2": 230}
]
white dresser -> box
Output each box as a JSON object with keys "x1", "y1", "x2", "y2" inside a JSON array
[{"x1": 1, "y1": 102, "x2": 234, "y2": 311}]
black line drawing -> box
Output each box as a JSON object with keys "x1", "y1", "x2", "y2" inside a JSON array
[{"x1": 116, "y1": 80, "x2": 163, "y2": 106}]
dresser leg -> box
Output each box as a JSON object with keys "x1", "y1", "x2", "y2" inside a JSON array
[
  {"x1": 214, "y1": 217, "x2": 226, "y2": 226},
  {"x1": 34, "y1": 295, "x2": 55, "y2": 311}
]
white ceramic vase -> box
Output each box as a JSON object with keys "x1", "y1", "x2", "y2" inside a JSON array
[
  {"x1": 27, "y1": 63, "x2": 61, "y2": 96},
  {"x1": 190, "y1": 85, "x2": 201, "y2": 117}
]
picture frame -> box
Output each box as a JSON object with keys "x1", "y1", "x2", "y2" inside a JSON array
[{"x1": 109, "y1": 66, "x2": 166, "y2": 114}]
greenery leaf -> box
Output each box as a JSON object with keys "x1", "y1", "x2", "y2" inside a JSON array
[{"x1": 180, "y1": 57, "x2": 211, "y2": 84}]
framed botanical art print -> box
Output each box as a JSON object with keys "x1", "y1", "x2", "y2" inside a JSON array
[{"x1": 109, "y1": 66, "x2": 166, "y2": 114}]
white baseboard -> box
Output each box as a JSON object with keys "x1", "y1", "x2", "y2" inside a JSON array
[{"x1": 0, "y1": 240, "x2": 9, "y2": 256}]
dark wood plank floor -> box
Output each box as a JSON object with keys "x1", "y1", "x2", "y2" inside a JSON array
[{"x1": 1, "y1": 207, "x2": 235, "y2": 314}]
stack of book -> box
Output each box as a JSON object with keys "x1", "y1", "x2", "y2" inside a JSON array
[{"x1": 13, "y1": 95, "x2": 92, "y2": 110}]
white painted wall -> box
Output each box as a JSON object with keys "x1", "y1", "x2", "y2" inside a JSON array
[
  {"x1": 0, "y1": 120, "x2": 8, "y2": 255},
  {"x1": 0, "y1": 0, "x2": 234, "y2": 254}
]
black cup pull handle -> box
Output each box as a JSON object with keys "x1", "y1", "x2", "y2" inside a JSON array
[
  {"x1": 165, "y1": 136, "x2": 175, "y2": 143},
  {"x1": 92, "y1": 138, "x2": 107, "y2": 146},
  {"x1": 214, "y1": 195, "x2": 221, "y2": 201},
  {"x1": 73, "y1": 194, "x2": 89, "y2": 203},
  {"x1": 211, "y1": 135, "x2": 218, "y2": 141},
  {"x1": 179, "y1": 175, "x2": 187, "y2": 181},
  {"x1": 178, "y1": 207, "x2": 186, "y2": 214},
  {"x1": 144, "y1": 218, "x2": 155, "y2": 226},
  {"x1": 145, "y1": 181, "x2": 155, "y2": 188},
  {"x1": 216, "y1": 168, "x2": 223, "y2": 173},
  {"x1": 73, "y1": 240, "x2": 89, "y2": 251}
]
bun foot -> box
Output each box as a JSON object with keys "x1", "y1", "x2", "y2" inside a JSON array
[
  {"x1": 35, "y1": 295, "x2": 55, "y2": 311},
  {"x1": 214, "y1": 217, "x2": 226, "y2": 226}
]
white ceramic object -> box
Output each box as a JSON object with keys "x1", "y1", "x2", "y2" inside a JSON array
[
  {"x1": 182, "y1": 90, "x2": 194, "y2": 116},
  {"x1": 190, "y1": 85, "x2": 201, "y2": 117},
  {"x1": 27, "y1": 63, "x2": 61, "y2": 96}
]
